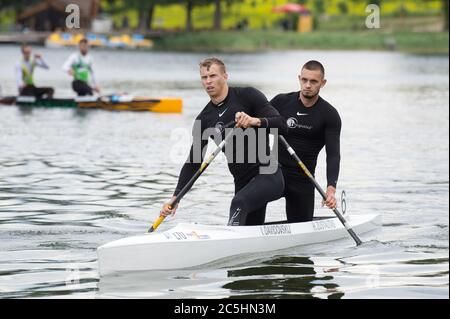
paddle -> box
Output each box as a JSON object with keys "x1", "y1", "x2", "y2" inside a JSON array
[
  {"x1": 279, "y1": 135, "x2": 363, "y2": 246},
  {"x1": 148, "y1": 121, "x2": 237, "y2": 233}
]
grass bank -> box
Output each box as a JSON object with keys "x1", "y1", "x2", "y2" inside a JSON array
[{"x1": 153, "y1": 30, "x2": 449, "y2": 54}]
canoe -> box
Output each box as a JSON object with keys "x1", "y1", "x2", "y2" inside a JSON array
[
  {"x1": 0, "y1": 96, "x2": 16, "y2": 105},
  {"x1": 0, "y1": 95, "x2": 182, "y2": 113},
  {"x1": 97, "y1": 213, "x2": 381, "y2": 276}
]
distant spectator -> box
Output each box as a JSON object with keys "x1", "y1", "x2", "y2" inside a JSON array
[{"x1": 281, "y1": 18, "x2": 289, "y2": 31}]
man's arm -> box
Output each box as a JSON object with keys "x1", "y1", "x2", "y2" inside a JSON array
[
  {"x1": 34, "y1": 54, "x2": 49, "y2": 69},
  {"x1": 88, "y1": 57, "x2": 98, "y2": 88},
  {"x1": 269, "y1": 93, "x2": 288, "y2": 127},
  {"x1": 90, "y1": 67, "x2": 98, "y2": 86},
  {"x1": 248, "y1": 88, "x2": 287, "y2": 130},
  {"x1": 269, "y1": 94, "x2": 284, "y2": 111},
  {"x1": 89, "y1": 67, "x2": 100, "y2": 93},
  {"x1": 325, "y1": 108, "x2": 341, "y2": 188},
  {"x1": 239, "y1": 87, "x2": 287, "y2": 133},
  {"x1": 323, "y1": 108, "x2": 342, "y2": 209},
  {"x1": 62, "y1": 54, "x2": 75, "y2": 75}
]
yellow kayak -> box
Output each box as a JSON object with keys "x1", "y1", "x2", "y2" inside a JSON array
[
  {"x1": 78, "y1": 96, "x2": 182, "y2": 113},
  {"x1": 1, "y1": 95, "x2": 183, "y2": 113}
]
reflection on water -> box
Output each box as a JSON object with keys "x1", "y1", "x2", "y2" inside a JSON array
[
  {"x1": 96, "y1": 241, "x2": 448, "y2": 299},
  {"x1": 97, "y1": 255, "x2": 335, "y2": 299},
  {"x1": 222, "y1": 257, "x2": 340, "y2": 299},
  {"x1": 0, "y1": 46, "x2": 448, "y2": 298}
]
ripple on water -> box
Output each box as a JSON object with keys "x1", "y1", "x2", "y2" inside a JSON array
[{"x1": 0, "y1": 49, "x2": 448, "y2": 299}]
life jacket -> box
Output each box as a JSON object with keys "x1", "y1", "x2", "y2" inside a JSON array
[
  {"x1": 72, "y1": 54, "x2": 91, "y2": 82},
  {"x1": 21, "y1": 59, "x2": 36, "y2": 86}
]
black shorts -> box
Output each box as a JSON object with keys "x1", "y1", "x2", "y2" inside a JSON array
[
  {"x1": 228, "y1": 166, "x2": 285, "y2": 226},
  {"x1": 72, "y1": 80, "x2": 93, "y2": 96},
  {"x1": 20, "y1": 85, "x2": 54, "y2": 99}
]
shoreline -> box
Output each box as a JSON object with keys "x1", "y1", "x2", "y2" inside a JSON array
[
  {"x1": 1, "y1": 30, "x2": 448, "y2": 55},
  {"x1": 152, "y1": 30, "x2": 449, "y2": 55}
]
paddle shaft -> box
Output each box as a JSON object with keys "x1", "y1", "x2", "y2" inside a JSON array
[
  {"x1": 279, "y1": 136, "x2": 362, "y2": 246},
  {"x1": 149, "y1": 124, "x2": 236, "y2": 232}
]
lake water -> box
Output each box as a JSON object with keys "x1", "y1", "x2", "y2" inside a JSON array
[{"x1": 0, "y1": 45, "x2": 448, "y2": 299}]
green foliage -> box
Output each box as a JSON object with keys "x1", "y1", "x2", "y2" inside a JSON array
[
  {"x1": 0, "y1": 0, "x2": 42, "y2": 9},
  {"x1": 0, "y1": 0, "x2": 446, "y2": 32},
  {"x1": 337, "y1": 2, "x2": 349, "y2": 15},
  {"x1": 153, "y1": 30, "x2": 449, "y2": 54},
  {"x1": 314, "y1": 0, "x2": 326, "y2": 15}
]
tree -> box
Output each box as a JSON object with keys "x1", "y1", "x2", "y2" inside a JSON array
[
  {"x1": 137, "y1": 1, "x2": 155, "y2": 32},
  {"x1": 184, "y1": 0, "x2": 210, "y2": 32},
  {"x1": 337, "y1": 1, "x2": 349, "y2": 15},
  {"x1": 0, "y1": 0, "x2": 41, "y2": 19},
  {"x1": 212, "y1": 0, "x2": 240, "y2": 30},
  {"x1": 213, "y1": 0, "x2": 222, "y2": 30},
  {"x1": 444, "y1": 0, "x2": 449, "y2": 31},
  {"x1": 119, "y1": 0, "x2": 180, "y2": 32},
  {"x1": 186, "y1": 0, "x2": 194, "y2": 31},
  {"x1": 368, "y1": 0, "x2": 382, "y2": 10},
  {"x1": 183, "y1": 0, "x2": 238, "y2": 32},
  {"x1": 314, "y1": 0, "x2": 326, "y2": 15}
]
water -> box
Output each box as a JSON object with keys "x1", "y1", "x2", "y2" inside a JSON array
[{"x1": 0, "y1": 45, "x2": 448, "y2": 299}]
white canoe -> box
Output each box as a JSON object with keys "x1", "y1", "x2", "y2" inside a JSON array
[{"x1": 97, "y1": 213, "x2": 381, "y2": 276}]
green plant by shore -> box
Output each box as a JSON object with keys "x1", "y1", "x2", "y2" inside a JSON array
[{"x1": 153, "y1": 30, "x2": 449, "y2": 54}]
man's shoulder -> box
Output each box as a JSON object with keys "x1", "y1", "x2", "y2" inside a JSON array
[
  {"x1": 271, "y1": 91, "x2": 298, "y2": 105},
  {"x1": 232, "y1": 86, "x2": 261, "y2": 96},
  {"x1": 65, "y1": 52, "x2": 78, "y2": 62},
  {"x1": 274, "y1": 91, "x2": 298, "y2": 99},
  {"x1": 319, "y1": 96, "x2": 338, "y2": 111},
  {"x1": 231, "y1": 87, "x2": 269, "y2": 107},
  {"x1": 196, "y1": 102, "x2": 213, "y2": 120},
  {"x1": 318, "y1": 97, "x2": 341, "y2": 122}
]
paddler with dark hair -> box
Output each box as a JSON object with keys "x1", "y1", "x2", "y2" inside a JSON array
[
  {"x1": 160, "y1": 57, "x2": 287, "y2": 226},
  {"x1": 271, "y1": 60, "x2": 342, "y2": 223},
  {"x1": 15, "y1": 43, "x2": 54, "y2": 99},
  {"x1": 63, "y1": 38, "x2": 100, "y2": 96}
]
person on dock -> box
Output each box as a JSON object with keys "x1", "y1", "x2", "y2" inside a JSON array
[
  {"x1": 16, "y1": 44, "x2": 54, "y2": 99},
  {"x1": 63, "y1": 38, "x2": 100, "y2": 96},
  {"x1": 160, "y1": 57, "x2": 287, "y2": 226},
  {"x1": 271, "y1": 60, "x2": 342, "y2": 223}
]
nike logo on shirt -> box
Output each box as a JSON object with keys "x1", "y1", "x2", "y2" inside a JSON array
[
  {"x1": 219, "y1": 108, "x2": 229, "y2": 117},
  {"x1": 297, "y1": 112, "x2": 308, "y2": 116}
]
